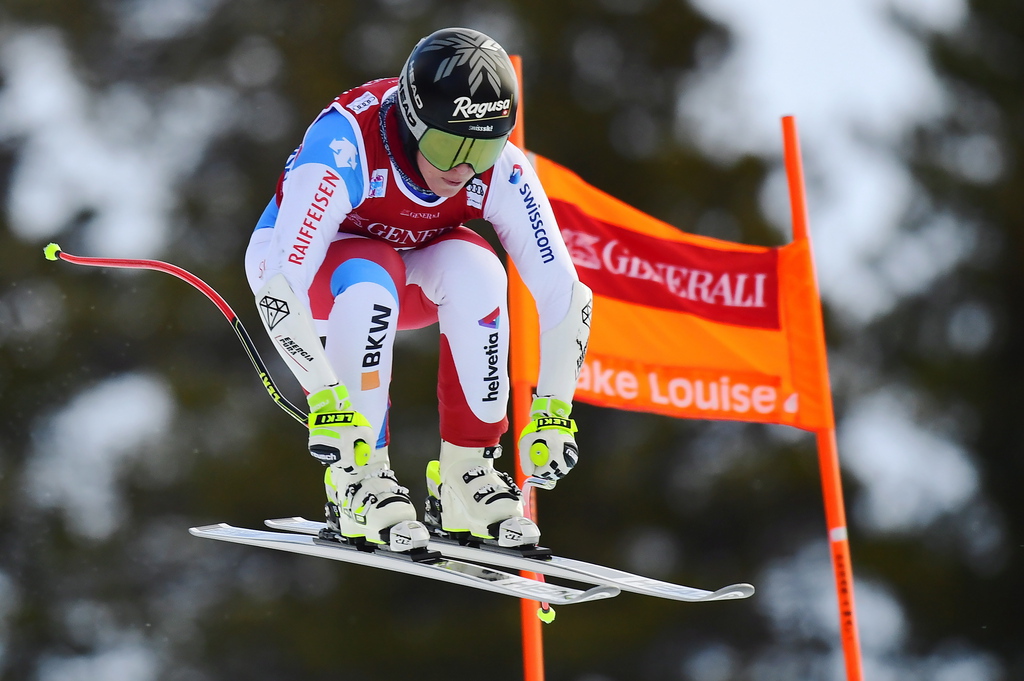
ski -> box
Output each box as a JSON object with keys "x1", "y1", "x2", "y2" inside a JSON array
[
  {"x1": 189, "y1": 523, "x2": 618, "y2": 606},
  {"x1": 265, "y1": 517, "x2": 755, "y2": 603}
]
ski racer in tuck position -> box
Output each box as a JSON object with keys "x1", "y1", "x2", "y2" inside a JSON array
[{"x1": 245, "y1": 27, "x2": 593, "y2": 552}]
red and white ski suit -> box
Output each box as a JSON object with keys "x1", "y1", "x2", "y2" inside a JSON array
[{"x1": 245, "y1": 78, "x2": 580, "y2": 449}]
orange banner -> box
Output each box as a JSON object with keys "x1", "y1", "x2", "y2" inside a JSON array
[{"x1": 512, "y1": 154, "x2": 834, "y2": 432}]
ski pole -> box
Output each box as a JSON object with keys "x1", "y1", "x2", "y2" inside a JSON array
[
  {"x1": 43, "y1": 242, "x2": 308, "y2": 426},
  {"x1": 521, "y1": 475, "x2": 558, "y2": 623}
]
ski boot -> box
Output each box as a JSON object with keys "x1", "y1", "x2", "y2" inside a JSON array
[
  {"x1": 323, "y1": 445, "x2": 429, "y2": 553},
  {"x1": 307, "y1": 385, "x2": 428, "y2": 553},
  {"x1": 423, "y1": 441, "x2": 540, "y2": 548}
]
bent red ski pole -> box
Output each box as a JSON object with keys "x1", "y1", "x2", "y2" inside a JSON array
[{"x1": 43, "y1": 242, "x2": 307, "y2": 426}]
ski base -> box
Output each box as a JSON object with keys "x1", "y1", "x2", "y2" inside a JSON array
[
  {"x1": 189, "y1": 523, "x2": 618, "y2": 606},
  {"x1": 265, "y1": 517, "x2": 755, "y2": 603}
]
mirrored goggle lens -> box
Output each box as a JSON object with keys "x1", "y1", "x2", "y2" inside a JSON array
[{"x1": 418, "y1": 128, "x2": 509, "y2": 173}]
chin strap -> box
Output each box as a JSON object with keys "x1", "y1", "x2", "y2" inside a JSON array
[{"x1": 380, "y1": 92, "x2": 433, "y2": 196}]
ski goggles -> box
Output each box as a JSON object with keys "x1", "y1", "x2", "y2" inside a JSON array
[{"x1": 417, "y1": 128, "x2": 510, "y2": 173}]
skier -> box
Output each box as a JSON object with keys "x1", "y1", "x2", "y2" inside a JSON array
[{"x1": 244, "y1": 27, "x2": 592, "y2": 552}]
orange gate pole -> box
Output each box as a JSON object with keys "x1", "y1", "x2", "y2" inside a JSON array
[{"x1": 781, "y1": 115, "x2": 864, "y2": 681}]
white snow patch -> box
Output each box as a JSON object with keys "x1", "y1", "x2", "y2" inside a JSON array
[
  {"x1": 758, "y1": 542, "x2": 907, "y2": 653},
  {"x1": 681, "y1": 643, "x2": 738, "y2": 681},
  {"x1": 37, "y1": 641, "x2": 159, "y2": 681},
  {"x1": 839, "y1": 390, "x2": 978, "y2": 532},
  {"x1": 24, "y1": 373, "x2": 175, "y2": 540},
  {"x1": 0, "y1": 27, "x2": 235, "y2": 257},
  {"x1": 677, "y1": 0, "x2": 969, "y2": 321},
  {"x1": 750, "y1": 541, "x2": 1002, "y2": 678},
  {"x1": 117, "y1": 0, "x2": 222, "y2": 41}
]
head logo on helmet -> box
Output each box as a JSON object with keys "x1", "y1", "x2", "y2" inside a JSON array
[
  {"x1": 422, "y1": 33, "x2": 506, "y2": 97},
  {"x1": 398, "y1": 27, "x2": 518, "y2": 174}
]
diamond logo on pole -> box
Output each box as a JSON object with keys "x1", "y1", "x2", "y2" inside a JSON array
[{"x1": 259, "y1": 295, "x2": 290, "y2": 330}]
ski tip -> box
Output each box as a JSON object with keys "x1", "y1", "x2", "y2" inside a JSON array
[
  {"x1": 43, "y1": 243, "x2": 62, "y2": 261},
  {"x1": 573, "y1": 584, "x2": 620, "y2": 603},
  {"x1": 709, "y1": 583, "x2": 756, "y2": 600},
  {"x1": 189, "y1": 523, "x2": 231, "y2": 536}
]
